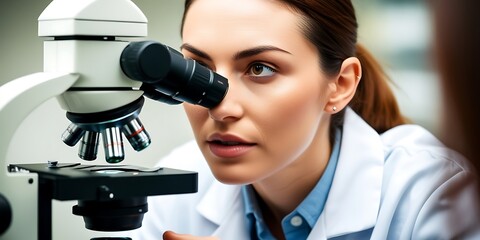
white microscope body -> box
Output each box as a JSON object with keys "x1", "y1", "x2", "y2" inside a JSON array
[
  {"x1": 0, "y1": 0, "x2": 226, "y2": 239},
  {"x1": 41, "y1": 0, "x2": 146, "y2": 113},
  {"x1": 0, "y1": 1, "x2": 146, "y2": 239}
]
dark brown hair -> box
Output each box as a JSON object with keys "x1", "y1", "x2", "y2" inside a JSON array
[{"x1": 182, "y1": 0, "x2": 408, "y2": 133}]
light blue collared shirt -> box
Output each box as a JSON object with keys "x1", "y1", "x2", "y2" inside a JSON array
[{"x1": 241, "y1": 129, "x2": 342, "y2": 240}]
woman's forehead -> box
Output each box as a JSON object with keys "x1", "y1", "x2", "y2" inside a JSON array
[
  {"x1": 182, "y1": 0, "x2": 307, "y2": 53},
  {"x1": 183, "y1": 0, "x2": 299, "y2": 32}
]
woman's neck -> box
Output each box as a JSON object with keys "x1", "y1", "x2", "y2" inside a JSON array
[{"x1": 252, "y1": 125, "x2": 333, "y2": 224}]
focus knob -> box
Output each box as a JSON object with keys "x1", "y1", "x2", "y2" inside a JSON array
[{"x1": 0, "y1": 193, "x2": 12, "y2": 235}]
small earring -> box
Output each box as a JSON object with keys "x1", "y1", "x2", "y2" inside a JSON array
[
  {"x1": 332, "y1": 106, "x2": 337, "y2": 112},
  {"x1": 356, "y1": 75, "x2": 361, "y2": 80}
]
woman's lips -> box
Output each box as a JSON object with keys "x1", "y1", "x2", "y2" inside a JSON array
[{"x1": 207, "y1": 134, "x2": 256, "y2": 158}]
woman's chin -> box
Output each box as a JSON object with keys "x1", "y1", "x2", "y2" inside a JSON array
[{"x1": 211, "y1": 170, "x2": 257, "y2": 185}]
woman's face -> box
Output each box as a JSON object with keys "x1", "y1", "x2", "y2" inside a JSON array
[{"x1": 182, "y1": 0, "x2": 334, "y2": 184}]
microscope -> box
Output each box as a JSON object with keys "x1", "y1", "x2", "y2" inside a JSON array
[{"x1": 0, "y1": 0, "x2": 228, "y2": 239}]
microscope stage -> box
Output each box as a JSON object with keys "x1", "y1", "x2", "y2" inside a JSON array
[{"x1": 9, "y1": 163, "x2": 198, "y2": 201}]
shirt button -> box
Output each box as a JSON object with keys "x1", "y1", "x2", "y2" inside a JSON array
[{"x1": 290, "y1": 215, "x2": 303, "y2": 227}]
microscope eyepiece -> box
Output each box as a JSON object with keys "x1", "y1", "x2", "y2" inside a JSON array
[{"x1": 120, "y1": 41, "x2": 228, "y2": 108}]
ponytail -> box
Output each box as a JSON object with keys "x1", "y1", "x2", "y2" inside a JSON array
[{"x1": 349, "y1": 44, "x2": 408, "y2": 133}]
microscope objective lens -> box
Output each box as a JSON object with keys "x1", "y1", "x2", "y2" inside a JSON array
[
  {"x1": 122, "y1": 118, "x2": 151, "y2": 151},
  {"x1": 102, "y1": 127, "x2": 125, "y2": 163},
  {"x1": 62, "y1": 123, "x2": 85, "y2": 146},
  {"x1": 78, "y1": 131, "x2": 100, "y2": 161}
]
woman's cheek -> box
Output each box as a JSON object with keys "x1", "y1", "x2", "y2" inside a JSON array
[
  {"x1": 261, "y1": 101, "x2": 319, "y2": 152},
  {"x1": 254, "y1": 80, "x2": 325, "y2": 153}
]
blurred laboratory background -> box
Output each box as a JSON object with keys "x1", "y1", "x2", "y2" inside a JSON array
[
  {"x1": 354, "y1": 0, "x2": 440, "y2": 133},
  {"x1": 0, "y1": 0, "x2": 438, "y2": 239}
]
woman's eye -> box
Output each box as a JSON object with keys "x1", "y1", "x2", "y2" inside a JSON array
[{"x1": 248, "y1": 63, "x2": 276, "y2": 78}]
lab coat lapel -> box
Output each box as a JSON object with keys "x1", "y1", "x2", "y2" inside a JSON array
[
  {"x1": 311, "y1": 108, "x2": 384, "y2": 239},
  {"x1": 196, "y1": 180, "x2": 249, "y2": 238}
]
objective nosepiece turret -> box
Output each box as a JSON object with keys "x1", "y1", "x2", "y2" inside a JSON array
[{"x1": 61, "y1": 97, "x2": 150, "y2": 163}]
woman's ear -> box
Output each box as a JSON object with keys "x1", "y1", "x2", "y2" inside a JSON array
[{"x1": 324, "y1": 57, "x2": 362, "y2": 113}]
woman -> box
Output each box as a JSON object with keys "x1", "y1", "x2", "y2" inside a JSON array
[{"x1": 134, "y1": 0, "x2": 480, "y2": 239}]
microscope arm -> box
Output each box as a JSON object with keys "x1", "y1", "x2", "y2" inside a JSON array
[
  {"x1": 0, "y1": 72, "x2": 79, "y2": 161},
  {"x1": 0, "y1": 72, "x2": 79, "y2": 239}
]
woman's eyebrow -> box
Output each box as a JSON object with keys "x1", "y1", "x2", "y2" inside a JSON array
[
  {"x1": 234, "y1": 46, "x2": 292, "y2": 60},
  {"x1": 180, "y1": 43, "x2": 212, "y2": 61},
  {"x1": 180, "y1": 43, "x2": 292, "y2": 61}
]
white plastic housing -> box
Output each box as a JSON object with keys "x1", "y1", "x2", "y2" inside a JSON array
[
  {"x1": 38, "y1": 0, "x2": 148, "y2": 37},
  {"x1": 44, "y1": 40, "x2": 143, "y2": 113}
]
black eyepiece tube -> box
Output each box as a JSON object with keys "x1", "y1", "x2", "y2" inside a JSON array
[{"x1": 120, "y1": 41, "x2": 228, "y2": 108}]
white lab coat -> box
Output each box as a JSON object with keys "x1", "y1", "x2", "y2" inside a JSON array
[{"x1": 132, "y1": 108, "x2": 480, "y2": 239}]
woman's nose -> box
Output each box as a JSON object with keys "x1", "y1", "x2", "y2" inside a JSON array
[{"x1": 208, "y1": 71, "x2": 243, "y2": 122}]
